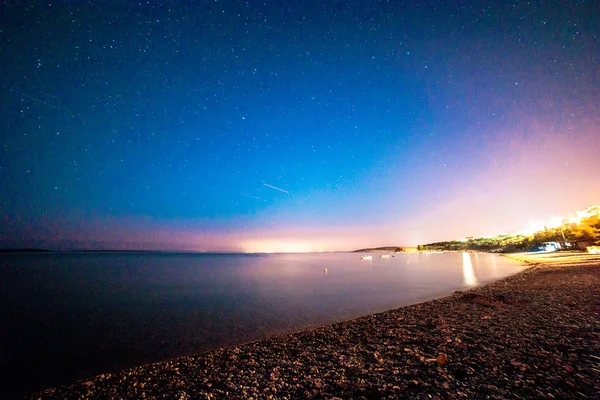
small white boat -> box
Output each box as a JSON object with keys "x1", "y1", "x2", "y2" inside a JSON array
[
  {"x1": 380, "y1": 254, "x2": 390, "y2": 258},
  {"x1": 360, "y1": 255, "x2": 372, "y2": 260}
]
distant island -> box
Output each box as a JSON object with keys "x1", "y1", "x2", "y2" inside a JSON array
[
  {"x1": 0, "y1": 249, "x2": 164, "y2": 254},
  {"x1": 0, "y1": 248, "x2": 53, "y2": 253},
  {"x1": 352, "y1": 246, "x2": 404, "y2": 253}
]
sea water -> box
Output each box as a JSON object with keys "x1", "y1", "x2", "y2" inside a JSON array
[{"x1": 0, "y1": 251, "x2": 524, "y2": 397}]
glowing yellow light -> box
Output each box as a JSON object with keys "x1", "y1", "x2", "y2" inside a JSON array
[
  {"x1": 547, "y1": 217, "x2": 563, "y2": 229},
  {"x1": 588, "y1": 246, "x2": 600, "y2": 254},
  {"x1": 520, "y1": 221, "x2": 546, "y2": 236},
  {"x1": 567, "y1": 215, "x2": 584, "y2": 224},
  {"x1": 241, "y1": 240, "x2": 320, "y2": 253},
  {"x1": 519, "y1": 216, "x2": 566, "y2": 235}
]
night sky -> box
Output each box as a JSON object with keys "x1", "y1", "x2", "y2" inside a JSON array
[{"x1": 1, "y1": 1, "x2": 598, "y2": 252}]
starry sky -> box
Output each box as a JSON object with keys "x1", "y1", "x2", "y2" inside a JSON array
[{"x1": 1, "y1": 1, "x2": 598, "y2": 252}]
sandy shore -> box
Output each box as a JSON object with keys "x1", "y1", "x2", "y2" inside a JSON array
[{"x1": 31, "y1": 252, "x2": 600, "y2": 399}]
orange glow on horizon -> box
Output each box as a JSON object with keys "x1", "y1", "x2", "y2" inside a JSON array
[{"x1": 240, "y1": 239, "x2": 329, "y2": 253}]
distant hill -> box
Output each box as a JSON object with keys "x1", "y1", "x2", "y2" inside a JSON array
[
  {"x1": 352, "y1": 246, "x2": 403, "y2": 253},
  {"x1": 0, "y1": 249, "x2": 163, "y2": 254},
  {"x1": 0, "y1": 248, "x2": 53, "y2": 253}
]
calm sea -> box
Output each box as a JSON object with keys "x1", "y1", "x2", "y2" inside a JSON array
[{"x1": 0, "y1": 252, "x2": 524, "y2": 397}]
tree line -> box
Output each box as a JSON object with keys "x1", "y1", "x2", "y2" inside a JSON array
[{"x1": 418, "y1": 210, "x2": 600, "y2": 253}]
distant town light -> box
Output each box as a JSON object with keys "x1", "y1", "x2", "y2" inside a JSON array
[{"x1": 519, "y1": 216, "x2": 566, "y2": 235}]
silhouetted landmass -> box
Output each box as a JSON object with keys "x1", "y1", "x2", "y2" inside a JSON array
[
  {"x1": 71, "y1": 250, "x2": 162, "y2": 253},
  {"x1": 352, "y1": 246, "x2": 403, "y2": 253},
  {"x1": 0, "y1": 249, "x2": 173, "y2": 254},
  {"x1": 419, "y1": 235, "x2": 532, "y2": 253},
  {"x1": 0, "y1": 248, "x2": 53, "y2": 253}
]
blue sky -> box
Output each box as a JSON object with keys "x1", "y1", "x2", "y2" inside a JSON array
[{"x1": 1, "y1": 1, "x2": 598, "y2": 251}]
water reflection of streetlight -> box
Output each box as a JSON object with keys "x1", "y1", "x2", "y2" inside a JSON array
[{"x1": 462, "y1": 252, "x2": 478, "y2": 286}]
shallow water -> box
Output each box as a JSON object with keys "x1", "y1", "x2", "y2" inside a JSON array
[{"x1": 0, "y1": 252, "x2": 524, "y2": 397}]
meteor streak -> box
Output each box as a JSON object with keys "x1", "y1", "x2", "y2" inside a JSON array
[
  {"x1": 1, "y1": 85, "x2": 62, "y2": 110},
  {"x1": 263, "y1": 183, "x2": 289, "y2": 194}
]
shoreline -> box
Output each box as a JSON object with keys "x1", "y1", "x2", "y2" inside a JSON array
[{"x1": 31, "y1": 252, "x2": 600, "y2": 399}]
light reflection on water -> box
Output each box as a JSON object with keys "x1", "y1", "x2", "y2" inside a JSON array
[
  {"x1": 462, "y1": 252, "x2": 478, "y2": 286},
  {"x1": 1, "y1": 252, "x2": 525, "y2": 396}
]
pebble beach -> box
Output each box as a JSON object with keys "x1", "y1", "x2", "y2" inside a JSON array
[{"x1": 31, "y1": 252, "x2": 600, "y2": 399}]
